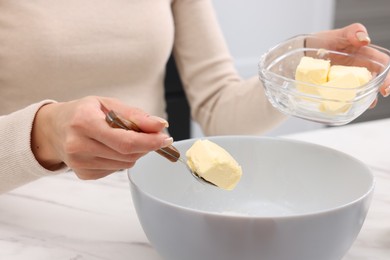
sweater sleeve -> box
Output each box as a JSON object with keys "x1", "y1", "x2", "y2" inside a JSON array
[
  {"x1": 171, "y1": 0, "x2": 287, "y2": 136},
  {"x1": 0, "y1": 100, "x2": 69, "y2": 194}
]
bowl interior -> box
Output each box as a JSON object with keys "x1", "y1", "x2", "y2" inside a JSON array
[{"x1": 129, "y1": 136, "x2": 374, "y2": 217}]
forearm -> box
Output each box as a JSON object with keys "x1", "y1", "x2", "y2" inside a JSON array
[
  {"x1": 171, "y1": 0, "x2": 287, "y2": 135},
  {"x1": 0, "y1": 101, "x2": 68, "y2": 194},
  {"x1": 196, "y1": 76, "x2": 287, "y2": 135}
]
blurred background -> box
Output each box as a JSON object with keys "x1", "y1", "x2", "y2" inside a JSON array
[{"x1": 164, "y1": 0, "x2": 390, "y2": 139}]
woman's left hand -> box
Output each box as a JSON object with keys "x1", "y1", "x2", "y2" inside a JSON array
[{"x1": 313, "y1": 23, "x2": 390, "y2": 99}]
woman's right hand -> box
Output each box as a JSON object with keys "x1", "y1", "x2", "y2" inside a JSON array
[{"x1": 31, "y1": 96, "x2": 173, "y2": 180}]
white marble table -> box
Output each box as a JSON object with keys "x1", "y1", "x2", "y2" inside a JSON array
[{"x1": 1, "y1": 119, "x2": 389, "y2": 260}]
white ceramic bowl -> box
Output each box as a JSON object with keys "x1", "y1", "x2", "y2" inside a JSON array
[
  {"x1": 129, "y1": 136, "x2": 374, "y2": 260},
  {"x1": 259, "y1": 34, "x2": 390, "y2": 125}
]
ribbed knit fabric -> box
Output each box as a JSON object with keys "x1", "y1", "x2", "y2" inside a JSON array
[
  {"x1": 0, "y1": 101, "x2": 69, "y2": 193},
  {"x1": 0, "y1": 0, "x2": 291, "y2": 193}
]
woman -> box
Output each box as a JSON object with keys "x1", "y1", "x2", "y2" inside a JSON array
[{"x1": 1, "y1": 0, "x2": 389, "y2": 193}]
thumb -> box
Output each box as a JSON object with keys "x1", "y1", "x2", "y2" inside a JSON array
[
  {"x1": 98, "y1": 96, "x2": 169, "y2": 133},
  {"x1": 341, "y1": 23, "x2": 371, "y2": 47}
]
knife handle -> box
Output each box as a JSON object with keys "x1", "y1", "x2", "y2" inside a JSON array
[{"x1": 105, "y1": 110, "x2": 180, "y2": 162}]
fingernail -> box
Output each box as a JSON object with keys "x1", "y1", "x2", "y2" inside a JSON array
[
  {"x1": 384, "y1": 86, "x2": 390, "y2": 97},
  {"x1": 356, "y1": 31, "x2": 371, "y2": 43},
  {"x1": 151, "y1": 116, "x2": 169, "y2": 128},
  {"x1": 162, "y1": 137, "x2": 174, "y2": 147}
]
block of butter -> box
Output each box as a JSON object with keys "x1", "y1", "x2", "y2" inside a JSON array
[
  {"x1": 328, "y1": 65, "x2": 372, "y2": 86},
  {"x1": 295, "y1": 57, "x2": 372, "y2": 113},
  {"x1": 186, "y1": 139, "x2": 242, "y2": 190},
  {"x1": 319, "y1": 72, "x2": 361, "y2": 113},
  {"x1": 295, "y1": 56, "x2": 330, "y2": 95},
  {"x1": 319, "y1": 65, "x2": 372, "y2": 113}
]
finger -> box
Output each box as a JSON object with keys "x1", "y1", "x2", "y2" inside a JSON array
[
  {"x1": 91, "y1": 122, "x2": 173, "y2": 154},
  {"x1": 329, "y1": 44, "x2": 389, "y2": 70},
  {"x1": 98, "y1": 97, "x2": 169, "y2": 133},
  {"x1": 64, "y1": 134, "x2": 147, "y2": 161},
  {"x1": 340, "y1": 23, "x2": 370, "y2": 47},
  {"x1": 67, "y1": 154, "x2": 141, "y2": 172},
  {"x1": 369, "y1": 97, "x2": 378, "y2": 109},
  {"x1": 311, "y1": 23, "x2": 370, "y2": 52},
  {"x1": 67, "y1": 102, "x2": 174, "y2": 154},
  {"x1": 379, "y1": 78, "x2": 390, "y2": 97}
]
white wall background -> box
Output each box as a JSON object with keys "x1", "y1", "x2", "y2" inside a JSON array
[{"x1": 192, "y1": 0, "x2": 335, "y2": 137}]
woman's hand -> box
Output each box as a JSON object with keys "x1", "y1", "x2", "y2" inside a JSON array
[
  {"x1": 31, "y1": 96, "x2": 173, "y2": 180},
  {"x1": 311, "y1": 23, "x2": 390, "y2": 98}
]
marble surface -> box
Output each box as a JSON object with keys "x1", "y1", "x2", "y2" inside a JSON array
[{"x1": 1, "y1": 118, "x2": 389, "y2": 260}]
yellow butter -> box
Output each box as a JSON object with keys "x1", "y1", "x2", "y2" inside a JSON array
[
  {"x1": 186, "y1": 140, "x2": 242, "y2": 191},
  {"x1": 295, "y1": 56, "x2": 330, "y2": 95},
  {"x1": 295, "y1": 57, "x2": 372, "y2": 114},
  {"x1": 319, "y1": 73, "x2": 361, "y2": 113},
  {"x1": 328, "y1": 65, "x2": 372, "y2": 86}
]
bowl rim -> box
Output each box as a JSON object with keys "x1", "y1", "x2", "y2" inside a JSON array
[{"x1": 128, "y1": 136, "x2": 375, "y2": 219}]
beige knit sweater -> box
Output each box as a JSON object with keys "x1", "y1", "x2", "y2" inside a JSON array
[{"x1": 0, "y1": 0, "x2": 286, "y2": 193}]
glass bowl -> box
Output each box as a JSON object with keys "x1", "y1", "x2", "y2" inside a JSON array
[{"x1": 258, "y1": 34, "x2": 390, "y2": 125}]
